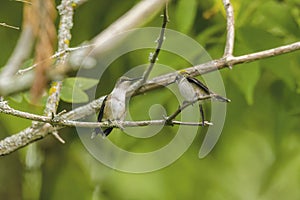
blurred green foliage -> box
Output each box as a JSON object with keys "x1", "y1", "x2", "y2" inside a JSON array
[{"x1": 0, "y1": 0, "x2": 300, "y2": 199}]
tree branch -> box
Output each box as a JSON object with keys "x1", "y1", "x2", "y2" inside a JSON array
[
  {"x1": 128, "y1": 3, "x2": 169, "y2": 95},
  {"x1": 0, "y1": 0, "x2": 169, "y2": 156},
  {"x1": 222, "y1": 0, "x2": 235, "y2": 68},
  {"x1": 165, "y1": 95, "x2": 215, "y2": 124},
  {"x1": 0, "y1": 27, "x2": 34, "y2": 78},
  {"x1": 1, "y1": 0, "x2": 300, "y2": 156},
  {"x1": 0, "y1": 99, "x2": 212, "y2": 129},
  {"x1": 0, "y1": 22, "x2": 19, "y2": 30},
  {"x1": 0, "y1": 0, "x2": 169, "y2": 96},
  {"x1": 1, "y1": 40, "x2": 300, "y2": 156},
  {"x1": 89, "y1": 0, "x2": 169, "y2": 57},
  {"x1": 0, "y1": 3, "x2": 35, "y2": 89},
  {"x1": 136, "y1": 41, "x2": 300, "y2": 94}
]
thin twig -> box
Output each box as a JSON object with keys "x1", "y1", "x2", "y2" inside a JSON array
[
  {"x1": 222, "y1": 0, "x2": 235, "y2": 69},
  {"x1": 0, "y1": 3, "x2": 35, "y2": 90},
  {"x1": 0, "y1": 39, "x2": 299, "y2": 155},
  {"x1": 144, "y1": 4, "x2": 169, "y2": 78},
  {"x1": 0, "y1": 22, "x2": 20, "y2": 30},
  {"x1": 0, "y1": 100, "x2": 212, "y2": 129},
  {"x1": 0, "y1": 0, "x2": 169, "y2": 156},
  {"x1": 52, "y1": 130, "x2": 65, "y2": 144},
  {"x1": 0, "y1": 0, "x2": 168, "y2": 96},
  {"x1": 1, "y1": 0, "x2": 300, "y2": 156},
  {"x1": 165, "y1": 95, "x2": 213, "y2": 123},
  {"x1": 0, "y1": 41, "x2": 299, "y2": 97},
  {"x1": 16, "y1": 44, "x2": 95, "y2": 75},
  {"x1": 137, "y1": 41, "x2": 300, "y2": 94},
  {"x1": 90, "y1": 0, "x2": 168, "y2": 57},
  {"x1": 26, "y1": 0, "x2": 76, "y2": 144},
  {"x1": 42, "y1": 0, "x2": 75, "y2": 142},
  {"x1": 11, "y1": 0, "x2": 32, "y2": 4},
  {"x1": 128, "y1": 3, "x2": 169, "y2": 95},
  {"x1": 0, "y1": 27, "x2": 34, "y2": 78},
  {"x1": 172, "y1": 121, "x2": 213, "y2": 126}
]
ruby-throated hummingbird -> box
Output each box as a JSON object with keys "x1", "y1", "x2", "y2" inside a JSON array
[
  {"x1": 93, "y1": 76, "x2": 138, "y2": 138},
  {"x1": 175, "y1": 71, "x2": 230, "y2": 125}
]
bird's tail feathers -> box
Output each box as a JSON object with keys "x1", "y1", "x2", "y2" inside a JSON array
[
  {"x1": 212, "y1": 94, "x2": 231, "y2": 103},
  {"x1": 92, "y1": 127, "x2": 113, "y2": 139}
]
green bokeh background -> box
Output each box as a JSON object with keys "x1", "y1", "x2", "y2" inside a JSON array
[{"x1": 1, "y1": 0, "x2": 300, "y2": 199}]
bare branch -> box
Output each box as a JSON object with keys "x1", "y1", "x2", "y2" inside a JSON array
[
  {"x1": 90, "y1": 0, "x2": 169, "y2": 57},
  {"x1": 0, "y1": 0, "x2": 169, "y2": 156},
  {"x1": 12, "y1": 0, "x2": 32, "y2": 4},
  {"x1": 165, "y1": 95, "x2": 213, "y2": 123},
  {"x1": 0, "y1": 22, "x2": 20, "y2": 30},
  {"x1": 16, "y1": 44, "x2": 95, "y2": 75},
  {"x1": 52, "y1": 130, "x2": 65, "y2": 144},
  {"x1": 136, "y1": 41, "x2": 300, "y2": 94},
  {"x1": 43, "y1": 0, "x2": 75, "y2": 117},
  {"x1": 1, "y1": 0, "x2": 300, "y2": 156},
  {"x1": 222, "y1": 0, "x2": 235, "y2": 68},
  {"x1": 0, "y1": 27, "x2": 34, "y2": 78},
  {"x1": 0, "y1": 40, "x2": 299, "y2": 97},
  {"x1": 0, "y1": 36, "x2": 297, "y2": 155},
  {"x1": 40, "y1": 0, "x2": 75, "y2": 143},
  {"x1": 0, "y1": 0, "x2": 168, "y2": 96},
  {"x1": 0, "y1": 3, "x2": 35, "y2": 93},
  {"x1": 128, "y1": 3, "x2": 169, "y2": 95},
  {"x1": 147, "y1": 4, "x2": 169, "y2": 70},
  {"x1": 0, "y1": 123, "x2": 49, "y2": 156},
  {"x1": 0, "y1": 101, "x2": 51, "y2": 122},
  {"x1": 0, "y1": 99, "x2": 212, "y2": 129},
  {"x1": 172, "y1": 121, "x2": 213, "y2": 126}
]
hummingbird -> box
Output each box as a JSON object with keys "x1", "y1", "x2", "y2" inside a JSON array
[
  {"x1": 175, "y1": 71, "x2": 230, "y2": 126},
  {"x1": 92, "y1": 76, "x2": 139, "y2": 138}
]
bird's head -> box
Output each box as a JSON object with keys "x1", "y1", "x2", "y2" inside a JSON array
[
  {"x1": 115, "y1": 76, "x2": 141, "y2": 88},
  {"x1": 175, "y1": 70, "x2": 190, "y2": 83}
]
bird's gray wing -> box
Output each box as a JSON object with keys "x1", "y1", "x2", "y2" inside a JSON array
[
  {"x1": 186, "y1": 76, "x2": 210, "y2": 94},
  {"x1": 97, "y1": 95, "x2": 108, "y2": 122},
  {"x1": 93, "y1": 95, "x2": 109, "y2": 137}
]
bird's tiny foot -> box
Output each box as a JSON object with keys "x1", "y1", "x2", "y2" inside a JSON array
[
  {"x1": 91, "y1": 127, "x2": 106, "y2": 139},
  {"x1": 182, "y1": 100, "x2": 195, "y2": 107},
  {"x1": 162, "y1": 115, "x2": 168, "y2": 121},
  {"x1": 163, "y1": 115, "x2": 173, "y2": 125},
  {"x1": 113, "y1": 120, "x2": 125, "y2": 131},
  {"x1": 204, "y1": 121, "x2": 213, "y2": 126}
]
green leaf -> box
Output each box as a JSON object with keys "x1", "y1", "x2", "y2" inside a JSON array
[
  {"x1": 260, "y1": 55, "x2": 296, "y2": 90},
  {"x1": 61, "y1": 77, "x2": 98, "y2": 103},
  {"x1": 20, "y1": 58, "x2": 34, "y2": 69},
  {"x1": 63, "y1": 77, "x2": 98, "y2": 90},
  {"x1": 60, "y1": 84, "x2": 88, "y2": 103},
  {"x1": 196, "y1": 24, "x2": 225, "y2": 46},
  {"x1": 253, "y1": 1, "x2": 300, "y2": 38},
  {"x1": 8, "y1": 93, "x2": 23, "y2": 103},
  {"x1": 230, "y1": 62, "x2": 260, "y2": 105},
  {"x1": 237, "y1": 26, "x2": 282, "y2": 53},
  {"x1": 23, "y1": 92, "x2": 48, "y2": 107},
  {"x1": 175, "y1": 0, "x2": 197, "y2": 33}
]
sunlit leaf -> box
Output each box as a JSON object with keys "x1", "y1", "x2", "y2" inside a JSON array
[
  {"x1": 60, "y1": 84, "x2": 88, "y2": 103},
  {"x1": 237, "y1": 26, "x2": 282, "y2": 52},
  {"x1": 175, "y1": 0, "x2": 197, "y2": 33},
  {"x1": 20, "y1": 58, "x2": 34, "y2": 70},
  {"x1": 230, "y1": 62, "x2": 260, "y2": 105},
  {"x1": 8, "y1": 93, "x2": 23, "y2": 103},
  {"x1": 257, "y1": 1, "x2": 300, "y2": 38},
  {"x1": 63, "y1": 77, "x2": 98, "y2": 90}
]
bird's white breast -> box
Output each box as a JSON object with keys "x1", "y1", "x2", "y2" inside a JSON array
[{"x1": 178, "y1": 78, "x2": 197, "y2": 101}]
